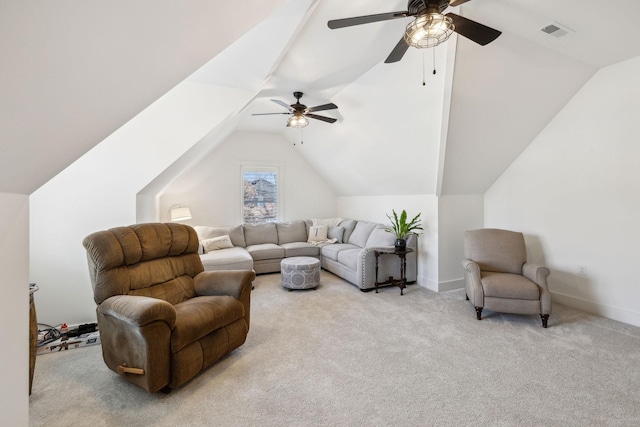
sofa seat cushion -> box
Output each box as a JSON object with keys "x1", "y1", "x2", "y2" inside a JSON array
[
  {"x1": 171, "y1": 296, "x2": 245, "y2": 353},
  {"x1": 280, "y1": 242, "x2": 320, "y2": 258},
  {"x1": 321, "y1": 243, "x2": 360, "y2": 261},
  {"x1": 246, "y1": 243, "x2": 285, "y2": 261},
  {"x1": 481, "y1": 272, "x2": 540, "y2": 300},
  {"x1": 337, "y1": 248, "x2": 362, "y2": 270},
  {"x1": 200, "y1": 247, "x2": 253, "y2": 271}
]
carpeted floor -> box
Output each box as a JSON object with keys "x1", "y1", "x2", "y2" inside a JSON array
[{"x1": 29, "y1": 271, "x2": 640, "y2": 426}]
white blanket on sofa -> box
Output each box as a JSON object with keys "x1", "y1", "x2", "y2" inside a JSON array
[{"x1": 311, "y1": 217, "x2": 344, "y2": 227}]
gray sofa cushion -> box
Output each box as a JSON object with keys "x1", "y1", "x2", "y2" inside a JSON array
[
  {"x1": 277, "y1": 220, "x2": 307, "y2": 244},
  {"x1": 228, "y1": 225, "x2": 246, "y2": 247},
  {"x1": 199, "y1": 247, "x2": 253, "y2": 271},
  {"x1": 280, "y1": 242, "x2": 320, "y2": 258},
  {"x1": 366, "y1": 226, "x2": 396, "y2": 247},
  {"x1": 337, "y1": 248, "x2": 361, "y2": 270},
  {"x1": 348, "y1": 221, "x2": 377, "y2": 248},
  {"x1": 244, "y1": 223, "x2": 278, "y2": 246},
  {"x1": 328, "y1": 226, "x2": 345, "y2": 243},
  {"x1": 193, "y1": 225, "x2": 245, "y2": 247},
  {"x1": 321, "y1": 243, "x2": 359, "y2": 261},
  {"x1": 339, "y1": 219, "x2": 357, "y2": 243},
  {"x1": 246, "y1": 243, "x2": 284, "y2": 261}
]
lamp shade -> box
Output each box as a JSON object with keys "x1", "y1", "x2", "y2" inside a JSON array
[{"x1": 170, "y1": 206, "x2": 192, "y2": 221}]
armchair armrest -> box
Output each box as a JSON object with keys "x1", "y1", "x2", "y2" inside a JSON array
[
  {"x1": 194, "y1": 270, "x2": 255, "y2": 298},
  {"x1": 523, "y1": 263, "x2": 552, "y2": 315},
  {"x1": 462, "y1": 259, "x2": 480, "y2": 274},
  {"x1": 98, "y1": 295, "x2": 176, "y2": 329},
  {"x1": 195, "y1": 270, "x2": 255, "y2": 330},
  {"x1": 522, "y1": 263, "x2": 550, "y2": 286},
  {"x1": 461, "y1": 259, "x2": 484, "y2": 306}
]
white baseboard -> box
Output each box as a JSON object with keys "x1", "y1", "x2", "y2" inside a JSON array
[
  {"x1": 437, "y1": 278, "x2": 465, "y2": 292},
  {"x1": 551, "y1": 291, "x2": 640, "y2": 328},
  {"x1": 417, "y1": 276, "x2": 464, "y2": 292}
]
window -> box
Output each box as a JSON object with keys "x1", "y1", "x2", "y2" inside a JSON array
[{"x1": 241, "y1": 166, "x2": 280, "y2": 224}]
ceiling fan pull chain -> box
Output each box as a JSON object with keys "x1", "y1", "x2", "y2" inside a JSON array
[
  {"x1": 422, "y1": 51, "x2": 426, "y2": 86},
  {"x1": 433, "y1": 47, "x2": 437, "y2": 75}
]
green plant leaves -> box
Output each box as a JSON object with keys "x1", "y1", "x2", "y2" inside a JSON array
[{"x1": 384, "y1": 209, "x2": 423, "y2": 239}]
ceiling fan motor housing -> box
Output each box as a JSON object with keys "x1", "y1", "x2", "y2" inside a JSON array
[
  {"x1": 408, "y1": 0, "x2": 449, "y2": 15},
  {"x1": 292, "y1": 91, "x2": 307, "y2": 111}
]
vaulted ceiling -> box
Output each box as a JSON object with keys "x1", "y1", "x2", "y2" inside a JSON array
[{"x1": 3, "y1": 0, "x2": 640, "y2": 196}]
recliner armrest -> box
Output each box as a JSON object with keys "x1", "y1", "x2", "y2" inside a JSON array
[
  {"x1": 462, "y1": 259, "x2": 480, "y2": 274},
  {"x1": 522, "y1": 263, "x2": 550, "y2": 286},
  {"x1": 194, "y1": 270, "x2": 255, "y2": 298},
  {"x1": 195, "y1": 270, "x2": 255, "y2": 330},
  {"x1": 99, "y1": 295, "x2": 176, "y2": 329}
]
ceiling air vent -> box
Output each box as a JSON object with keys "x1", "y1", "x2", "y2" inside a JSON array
[{"x1": 540, "y1": 22, "x2": 573, "y2": 38}]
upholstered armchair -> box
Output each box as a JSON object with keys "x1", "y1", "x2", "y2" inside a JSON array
[
  {"x1": 462, "y1": 228, "x2": 551, "y2": 328},
  {"x1": 83, "y1": 223, "x2": 255, "y2": 393}
]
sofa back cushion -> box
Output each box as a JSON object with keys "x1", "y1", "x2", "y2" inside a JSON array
[
  {"x1": 193, "y1": 225, "x2": 245, "y2": 247},
  {"x1": 83, "y1": 223, "x2": 202, "y2": 305},
  {"x1": 244, "y1": 222, "x2": 278, "y2": 246},
  {"x1": 276, "y1": 220, "x2": 307, "y2": 244},
  {"x1": 464, "y1": 228, "x2": 526, "y2": 274},
  {"x1": 339, "y1": 219, "x2": 357, "y2": 243},
  {"x1": 328, "y1": 226, "x2": 345, "y2": 243},
  {"x1": 347, "y1": 221, "x2": 378, "y2": 248},
  {"x1": 366, "y1": 225, "x2": 396, "y2": 247}
]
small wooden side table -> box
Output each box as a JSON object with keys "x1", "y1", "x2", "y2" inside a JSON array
[{"x1": 374, "y1": 247, "x2": 414, "y2": 295}]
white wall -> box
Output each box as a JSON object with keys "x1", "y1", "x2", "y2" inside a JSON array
[
  {"x1": 0, "y1": 193, "x2": 29, "y2": 426},
  {"x1": 485, "y1": 55, "x2": 640, "y2": 326},
  {"x1": 437, "y1": 195, "x2": 484, "y2": 291},
  {"x1": 30, "y1": 84, "x2": 259, "y2": 326},
  {"x1": 159, "y1": 131, "x2": 337, "y2": 226},
  {"x1": 336, "y1": 195, "x2": 438, "y2": 289}
]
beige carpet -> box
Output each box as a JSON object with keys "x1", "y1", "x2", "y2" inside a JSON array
[{"x1": 30, "y1": 271, "x2": 640, "y2": 426}]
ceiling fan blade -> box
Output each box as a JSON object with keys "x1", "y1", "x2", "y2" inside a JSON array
[
  {"x1": 306, "y1": 114, "x2": 337, "y2": 124},
  {"x1": 449, "y1": 0, "x2": 473, "y2": 7},
  {"x1": 252, "y1": 112, "x2": 290, "y2": 116},
  {"x1": 307, "y1": 103, "x2": 338, "y2": 113},
  {"x1": 328, "y1": 11, "x2": 409, "y2": 29},
  {"x1": 384, "y1": 37, "x2": 410, "y2": 63},
  {"x1": 446, "y1": 13, "x2": 501, "y2": 46},
  {"x1": 271, "y1": 99, "x2": 293, "y2": 111}
]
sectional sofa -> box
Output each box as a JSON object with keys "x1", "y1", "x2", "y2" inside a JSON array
[{"x1": 193, "y1": 219, "x2": 417, "y2": 291}]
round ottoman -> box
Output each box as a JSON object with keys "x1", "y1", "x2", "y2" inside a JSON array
[{"x1": 281, "y1": 257, "x2": 321, "y2": 291}]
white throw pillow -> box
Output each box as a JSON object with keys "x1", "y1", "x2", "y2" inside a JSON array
[
  {"x1": 308, "y1": 224, "x2": 328, "y2": 242},
  {"x1": 201, "y1": 235, "x2": 234, "y2": 253}
]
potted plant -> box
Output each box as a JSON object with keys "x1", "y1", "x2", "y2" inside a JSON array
[{"x1": 384, "y1": 209, "x2": 423, "y2": 250}]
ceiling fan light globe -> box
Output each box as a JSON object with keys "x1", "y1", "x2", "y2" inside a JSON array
[
  {"x1": 287, "y1": 114, "x2": 309, "y2": 128},
  {"x1": 404, "y1": 13, "x2": 454, "y2": 49}
]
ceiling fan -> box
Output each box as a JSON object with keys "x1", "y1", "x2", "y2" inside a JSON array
[
  {"x1": 252, "y1": 92, "x2": 338, "y2": 128},
  {"x1": 328, "y1": 0, "x2": 502, "y2": 63}
]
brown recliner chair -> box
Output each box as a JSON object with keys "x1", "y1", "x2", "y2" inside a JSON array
[
  {"x1": 462, "y1": 228, "x2": 551, "y2": 328},
  {"x1": 83, "y1": 222, "x2": 255, "y2": 393}
]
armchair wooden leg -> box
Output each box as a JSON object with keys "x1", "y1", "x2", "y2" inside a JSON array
[
  {"x1": 475, "y1": 307, "x2": 482, "y2": 320},
  {"x1": 541, "y1": 314, "x2": 549, "y2": 328}
]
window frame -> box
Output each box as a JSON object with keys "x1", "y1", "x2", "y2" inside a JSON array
[{"x1": 240, "y1": 165, "x2": 283, "y2": 224}]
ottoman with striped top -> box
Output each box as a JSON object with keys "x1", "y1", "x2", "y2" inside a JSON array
[{"x1": 281, "y1": 256, "x2": 321, "y2": 291}]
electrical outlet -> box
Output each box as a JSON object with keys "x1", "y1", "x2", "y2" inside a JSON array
[{"x1": 578, "y1": 265, "x2": 587, "y2": 277}]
